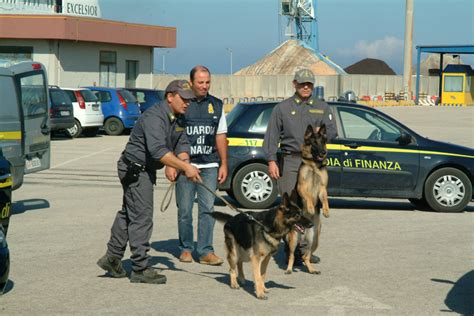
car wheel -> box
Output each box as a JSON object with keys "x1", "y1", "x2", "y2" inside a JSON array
[
  {"x1": 83, "y1": 127, "x2": 99, "y2": 137},
  {"x1": 104, "y1": 117, "x2": 124, "y2": 136},
  {"x1": 232, "y1": 163, "x2": 278, "y2": 209},
  {"x1": 66, "y1": 120, "x2": 82, "y2": 138},
  {"x1": 424, "y1": 168, "x2": 472, "y2": 213}
]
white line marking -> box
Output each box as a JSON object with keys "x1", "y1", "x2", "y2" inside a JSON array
[{"x1": 51, "y1": 147, "x2": 114, "y2": 169}]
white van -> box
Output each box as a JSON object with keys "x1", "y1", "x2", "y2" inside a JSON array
[{"x1": 61, "y1": 88, "x2": 104, "y2": 138}]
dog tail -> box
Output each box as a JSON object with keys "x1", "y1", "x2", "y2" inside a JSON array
[{"x1": 210, "y1": 211, "x2": 233, "y2": 223}]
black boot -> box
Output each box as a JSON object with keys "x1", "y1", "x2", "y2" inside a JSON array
[
  {"x1": 97, "y1": 254, "x2": 127, "y2": 278},
  {"x1": 130, "y1": 268, "x2": 167, "y2": 284}
]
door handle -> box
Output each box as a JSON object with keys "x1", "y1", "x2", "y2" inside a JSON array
[{"x1": 344, "y1": 143, "x2": 360, "y2": 149}]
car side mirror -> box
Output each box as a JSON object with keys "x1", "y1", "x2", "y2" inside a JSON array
[{"x1": 397, "y1": 132, "x2": 412, "y2": 146}]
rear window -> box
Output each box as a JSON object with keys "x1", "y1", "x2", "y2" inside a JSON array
[
  {"x1": 64, "y1": 90, "x2": 77, "y2": 102},
  {"x1": 80, "y1": 90, "x2": 99, "y2": 102},
  {"x1": 50, "y1": 89, "x2": 72, "y2": 106},
  {"x1": 119, "y1": 90, "x2": 137, "y2": 103},
  {"x1": 94, "y1": 91, "x2": 112, "y2": 102}
]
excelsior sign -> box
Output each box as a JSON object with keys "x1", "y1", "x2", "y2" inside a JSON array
[{"x1": 62, "y1": 0, "x2": 101, "y2": 18}]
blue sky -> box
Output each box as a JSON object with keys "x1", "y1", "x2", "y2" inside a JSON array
[{"x1": 100, "y1": 0, "x2": 474, "y2": 75}]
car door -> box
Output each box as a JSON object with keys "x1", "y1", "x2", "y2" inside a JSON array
[
  {"x1": 333, "y1": 105, "x2": 419, "y2": 196},
  {"x1": 16, "y1": 64, "x2": 51, "y2": 175}
]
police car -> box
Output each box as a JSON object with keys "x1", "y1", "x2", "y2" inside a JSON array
[
  {"x1": 218, "y1": 101, "x2": 474, "y2": 212},
  {"x1": 0, "y1": 151, "x2": 11, "y2": 294}
]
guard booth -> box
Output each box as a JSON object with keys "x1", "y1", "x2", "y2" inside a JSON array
[{"x1": 441, "y1": 64, "x2": 473, "y2": 105}]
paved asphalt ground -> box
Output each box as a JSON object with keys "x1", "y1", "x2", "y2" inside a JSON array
[{"x1": 1, "y1": 107, "x2": 473, "y2": 315}]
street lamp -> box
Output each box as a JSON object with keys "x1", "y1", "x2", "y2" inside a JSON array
[
  {"x1": 226, "y1": 47, "x2": 233, "y2": 75},
  {"x1": 162, "y1": 50, "x2": 169, "y2": 74}
]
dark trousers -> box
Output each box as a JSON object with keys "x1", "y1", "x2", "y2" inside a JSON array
[
  {"x1": 106, "y1": 157, "x2": 156, "y2": 272},
  {"x1": 278, "y1": 155, "x2": 300, "y2": 196}
]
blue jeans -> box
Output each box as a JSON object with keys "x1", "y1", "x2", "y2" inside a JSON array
[{"x1": 176, "y1": 167, "x2": 217, "y2": 257}]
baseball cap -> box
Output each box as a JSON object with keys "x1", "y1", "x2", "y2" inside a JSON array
[
  {"x1": 165, "y1": 80, "x2": 196, "y2": 100},
  {"x1": 294, "y1": 68, "x2": 315, "y2": 85}
]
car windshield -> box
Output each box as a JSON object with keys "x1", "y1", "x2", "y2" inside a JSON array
[
  {"x1": 119, "y1": 90, "x2": 137, "y2": 103},
  {"x1": 80, "y1": 90, "x2": 98, "y2": 102},
  {"x1": 226, "y1": 103, "x2": 247, "y2": 127},
  {"x1": 50, "y1": 89, "x2": 72, "y2": 106}
]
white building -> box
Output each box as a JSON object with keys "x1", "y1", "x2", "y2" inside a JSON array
[{"x1": 0, "y1": 0, "x2": 175, "y2": 88}]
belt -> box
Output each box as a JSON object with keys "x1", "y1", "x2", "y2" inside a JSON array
[{"x1": 121, "y1": 155, "x2": 147, "y2": 172}]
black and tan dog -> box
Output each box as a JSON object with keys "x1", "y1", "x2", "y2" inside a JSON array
[
  {"x1": 286, "y1": 124, "x2": 329, "y2": 275},
  {"x1": 212, "y1": 190, "x2": 312, "y2": 300}
]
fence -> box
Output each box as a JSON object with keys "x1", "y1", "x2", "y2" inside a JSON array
[{"x1": 153, "y1": 74, "x2": 439, "y2": 104}]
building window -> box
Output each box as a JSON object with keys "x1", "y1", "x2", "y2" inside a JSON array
[
  {"x1": 0, "y1": 46, "x2": 33, "y2": 63},
  {"x1": 99, "y1": 51, "x2": 116, "y2": 87},
  {"x1": 444, "y1": 76, "x2": 464, "y2": 93},
  {"x1": 125, "y1": 60, "x2": 139, "y2": 88}
]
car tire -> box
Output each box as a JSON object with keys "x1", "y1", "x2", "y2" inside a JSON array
[
  {"x1": 83, "y1": 127, "x2": 99, "y2": 137},
  {"x1": 424, "y1": 167, "x2": 472, "y2": 213},
  {"x1": 232, "y1": 163, "x2": 278, "y2": 209},
  {"x1": 66, "y1": 120, "x2": 82, "y2": 138},
  {"x1": 104, "y1": 117, "x2": 124, "y2": 136}
]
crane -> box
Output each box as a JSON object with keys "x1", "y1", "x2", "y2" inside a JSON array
[{"x1": 280, "y1": 0, "x2": 319, "y2": 52}]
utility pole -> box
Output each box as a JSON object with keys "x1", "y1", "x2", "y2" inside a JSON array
[
  {"x1": 403, "y1": 0, "x2": 414, "y2": 101},
  {"x1": 162, "y1": 50, "x2": 169, "y2": 74},
  {"x1": 226, "y1": 47, "x2": 233, "y2": 74}
]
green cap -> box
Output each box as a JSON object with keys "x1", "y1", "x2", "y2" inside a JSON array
[{"x1": 294, "y1": 68, "x2": 315, "y2": 84}]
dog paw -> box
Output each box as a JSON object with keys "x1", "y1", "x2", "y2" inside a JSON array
[
  {"x1": 284, "y1": 270, "x2": 293, "y2": 275},
  {"x1": 256, "y1": 293, "x2": 268, "y2": 300},
  {"x1": 323, "y1": 208, "x2": 330, "y2": 218},
  {"x1": 230, "y1": 282, "x2": 240, "y2": 289},
  {"x1": 309, "y1": 270, "x2": 321, "y2": 275},
  {"x1": 263, "y1": 287, "x2": 270, "y2": 293}
]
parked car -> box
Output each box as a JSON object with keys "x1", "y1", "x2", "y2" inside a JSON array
[
  {"x1": 61, "y1": 88, "x2": 104, "y2": 138},
  {"x1": 0, "y1": 150, "x2": 11, "y2": 294},
  {"x1": 85, "y1": 87, "x2": 141, "y2": 135},
  {"x1": 48, "y1": 86, "x2": 75, "y2": 134},
  {"x1": 126, "y1": 88, "x2": 164, "y2": 113},
  {"x1": 219, "y1": 101, "x2": 474, "y2": 212}
]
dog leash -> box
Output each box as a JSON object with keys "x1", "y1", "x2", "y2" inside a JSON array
[{"x1": 160, "y1": 173, "x2": 269, "y2": 232}]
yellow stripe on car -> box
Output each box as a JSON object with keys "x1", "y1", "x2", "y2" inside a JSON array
[
  {"x1": 0, "y1": 175, "x2": 12, "y2": 189},
  {"x1": 227, "y1": 138, "x2": 473, "y2": 159},
  {"x1": 0, "y1": 131, "x2": 21, "y2": 140}
]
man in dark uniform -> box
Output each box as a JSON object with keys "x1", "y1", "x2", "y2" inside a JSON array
[
  {"x1": 263, "y1": 68, "x2": 337, "y2": 265},
  {"x1": 165, "y1": 65, "x2": 227, "y2": 265},
  {"x1": 97, "y1": 80, "x2": 201, "y2": 284}
]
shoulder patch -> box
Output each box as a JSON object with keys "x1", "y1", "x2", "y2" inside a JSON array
[{"x1": 208, "y1": 103, "x2": 214, "y2": 114}]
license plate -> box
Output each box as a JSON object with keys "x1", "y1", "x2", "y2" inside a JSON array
[
  {"x1": 26, "y1": 157, "x2": 41, "y2": 170},
  {"x1": 60, "y1": 110, "x2": 70, "y2": 116}
]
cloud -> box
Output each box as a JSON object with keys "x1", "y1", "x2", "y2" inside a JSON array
[{"x1": 337, "y1": 36, "x2": 404, "y2": 60}]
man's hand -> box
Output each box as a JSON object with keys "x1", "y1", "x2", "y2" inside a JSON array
[
  {"x1": 184, "y1": 164, "x2": 201, "y2": 183},
  {"x1": 217, "y1": 164, "x2": 228, "y2": 184},
  {"x1": 165, "y1": 166, "x2": 178, "y2": 182},
  {"x1": 268, "y1": 161, "x2": 280, "y2": 180}
]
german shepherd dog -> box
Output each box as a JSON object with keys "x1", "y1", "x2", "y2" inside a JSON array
[
  {"x1": 212, "y1": 190, "x2": 312, "y2": 300},
  {"x1": 285, "y1": 124, "x2": 329, "y2": 275}
]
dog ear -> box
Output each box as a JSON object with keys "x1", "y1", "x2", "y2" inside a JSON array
[
  {"x1": 305, "y1": 125, "x2": 314, "y2": 137},
  {"x1": 317, "y1": 124, "x2": 326, "y2": 135},
  {"x1": 281, "y1": 192, "x2": 290, "y2": 206}
]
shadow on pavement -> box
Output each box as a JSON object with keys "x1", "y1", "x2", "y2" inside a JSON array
[
  {"x1": 432, "y1": 270, "x2": 474, "y2": 314},
  {"x1": 12, "y1": 199, "x2": 50, "y2": 215}
]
